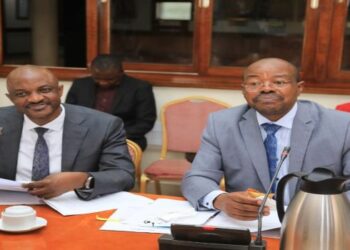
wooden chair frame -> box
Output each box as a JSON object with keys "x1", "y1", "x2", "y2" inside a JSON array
[{"x1": 126, "y1": 139, "x2": 142, "y2": 189}]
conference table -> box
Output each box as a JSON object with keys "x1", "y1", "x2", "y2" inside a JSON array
[{"x1": 0, "y1": 194, "x2": 279, "y2": 250}]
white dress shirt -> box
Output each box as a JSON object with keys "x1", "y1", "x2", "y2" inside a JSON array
[
  {"x1": 16, "y1": 106, "x2": 65, "y2": 182},
  {"x1": 200, "y1": 103, "x2": 298, "y2": 209}
]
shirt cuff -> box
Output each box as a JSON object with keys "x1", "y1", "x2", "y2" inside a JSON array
[{"x1": 199, "y1": 190, "x2": 227, "y2": 210}]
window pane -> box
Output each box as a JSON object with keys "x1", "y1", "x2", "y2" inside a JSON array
[
  {"x1": 211, "y1": 0, "x2": 306, "y2": 67},
  {"x1": 110, "y1": 0, "x2": 194, "y2": 64},
  {"x1": 2, "y1": 0, "x2": 86, "y2": 67}
]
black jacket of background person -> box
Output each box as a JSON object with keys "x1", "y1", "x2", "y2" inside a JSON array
[{"x1": 66, "y1": 75, "x2": 157, "y2": 150}]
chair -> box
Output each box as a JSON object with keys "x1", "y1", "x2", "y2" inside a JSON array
[
  {"x1": 335, "y1": 102, "x2": 350, "y2": 112},
  {"x1": 140, "y1": 96, "x2": 230, "y2": 194},
  {"x1": 126, "y1": 139, "x2": 143, "y2": 190}
]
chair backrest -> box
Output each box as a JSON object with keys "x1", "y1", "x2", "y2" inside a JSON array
[
  {"x1": 126, "y1": 139, "x2": 142, "y2": 185},
  {"x1": 160, "y1": 96, "x2": 230, "y2": 158},
  {"x1": 335, "y1": 102, "x2": 350, "y2": 113}
]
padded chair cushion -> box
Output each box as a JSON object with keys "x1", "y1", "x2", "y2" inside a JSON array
[
  {"x1": 336, "y1": 102, "x2": 350, "y2": 112},
  {"x1": 144, "y1": 159, "x2": 191, "y2": 180}
]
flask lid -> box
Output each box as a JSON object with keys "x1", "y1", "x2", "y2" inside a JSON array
[{"x1": 300, "y1": 167, "x2": 348, "y2": 194}]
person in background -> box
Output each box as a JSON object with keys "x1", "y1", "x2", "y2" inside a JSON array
[
  {"x1": 65, "y1": 54, "x2": 156, "y2": 151},
  {"x1": 0, "y1": 65, "x2": 135, "y2": 200},
  {"x1": 182, "y1": 58, "x2": 350, "y2": 220}
]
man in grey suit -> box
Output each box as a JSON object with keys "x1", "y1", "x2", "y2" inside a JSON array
[
  {"x1": 182, "y1": 58, "x2": 350, "y2": 220},
  {"x1": 0, "y1": 65, "x2": 135, "y2": 200}
]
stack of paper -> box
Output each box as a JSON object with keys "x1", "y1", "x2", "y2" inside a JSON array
[
  {"x1": 206, "y1": 210, "x2": 281, "y2": 233},
  {"x1": 100, "y1": 198, "x2": 282, "y2": 234},
  {"x1": 0, "y1": 178, "x2": 153, "y2": 215},
  {"x1": 101, "y1": 199, "x2": 217, "y2": 234},
  {"x1": 44, "y1": 191, "x2": 153, "y2": 215},
  {"x1": 0, "y1": 178, "x2": 42, "y2": 205}
]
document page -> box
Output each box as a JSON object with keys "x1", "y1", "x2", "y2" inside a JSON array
[
  {"x1": 206, "y1": 210, "x2": 281, "y2": 233},
  {"x1": 0, "y1": 190, "x2": 43, "y2": 205},
  {"x1": 101, "y1": 198, "x2": 281, "y2": 234},
  {"x1": 0, "y1": 178, "x2": 27, "y2": 192},
  {"x1": 44, "y1": 191, "x2": 153, "y2": 216},
  {"x1": 101, "y1": 199, "x2": 217, "y2": 234},
  {"x1": 0, "y1": 178, "x2": 43, "y2": 205},
  {"x1": 121, "y1": 198, "x2": 216, "y2": 227}
]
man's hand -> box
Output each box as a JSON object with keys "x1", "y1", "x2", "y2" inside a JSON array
[
  {"x1": 213, "y1": 191, "x2": 270, "y2": 220},
  {"x1": 22, "y1": 172, "x2": 89, "y2": 199}
]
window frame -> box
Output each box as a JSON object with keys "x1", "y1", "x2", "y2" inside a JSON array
[
  {"x1": 0, "y1": 0, "x2": 350, "y2": 94},
  {"x1": 0, "y1": 0, "x2": 98, "y2": 79},
  {"x1": 327, "y1": 0, "x2": 350, "y2": 81}
]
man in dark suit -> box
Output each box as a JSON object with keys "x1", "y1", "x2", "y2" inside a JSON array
[
  {"x1": 65, "y1": 54, "x2": 157, "y2": 151},
  {"x1": 0, "y1": 65, "x2": 135, "y2": 200}
]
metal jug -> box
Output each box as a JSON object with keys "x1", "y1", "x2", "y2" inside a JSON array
[{"x1": 276, "y1": 167, "x2": 350, "y2": 250}]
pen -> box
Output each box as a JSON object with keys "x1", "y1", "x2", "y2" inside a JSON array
[{"x1": 201, "y1": 211, "x2": 220, "y2": 225}]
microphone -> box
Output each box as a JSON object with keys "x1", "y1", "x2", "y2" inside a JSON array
[
  {"x1": 159, "y1": 147, "x2": 291, "y2": 250},
  {"x1": 254, "y1": 146, "x2": 291, "y2": 246}
]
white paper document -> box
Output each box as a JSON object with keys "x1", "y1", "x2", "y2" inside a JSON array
[
  {"x1": 122, "y1": 199, "x2": 215, "y2": 227},
  {"x1": 44, "y1": 191, "x2": 153, "y2": 216},
  {"x1": 0, "y1": 190, "x2": 43, "y2": 205},
  {"x1": 100, "y1": 198, "x2": 281, "y2": 234},
  {"x1": 101, "y1": 199, "x2": 217, "y2": 234},
  {"x1": 0, "y1": 178, "x2": 154, "y2": 215},
  {"x1": 0, "y1": 178, "x2": 43, "y2": 205},
  {"x1": 0, "y1": 178, "x2": 27, "y2": 192},
  {"x1": 206, "y1": 210, "x2": 281, "y2": 233}
]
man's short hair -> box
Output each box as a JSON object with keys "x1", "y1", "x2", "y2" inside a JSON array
[{"x1": 91, "y1": 54, "x2": 123, "y2": 71}]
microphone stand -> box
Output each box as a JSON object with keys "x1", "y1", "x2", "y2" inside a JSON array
[{"x1": 254, "y1": 146, "x2": 291, "y2": 246}]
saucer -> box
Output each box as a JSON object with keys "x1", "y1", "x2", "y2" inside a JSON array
[{"x1": 0, "y1": 217, "x2": 47, "y2": 233}]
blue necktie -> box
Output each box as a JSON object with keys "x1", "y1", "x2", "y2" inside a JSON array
[
  {"x1": 261, "y1": 123, "x2": 281, "y2": 192},
  {"x1": 32, "y1": 127, "x2": 50, "y2": 181}
]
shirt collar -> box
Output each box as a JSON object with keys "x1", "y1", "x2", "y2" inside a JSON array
[
  {"x1": 256, "y1": 102, "x2": 298, "y2": 129},
  {"x1": 23, "y1": 105, "x2": 65, "y2": 132}
]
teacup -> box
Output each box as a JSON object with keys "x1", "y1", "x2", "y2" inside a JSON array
[{"x1": 1, "y1": 205, "x2": 36, "y2": 230}]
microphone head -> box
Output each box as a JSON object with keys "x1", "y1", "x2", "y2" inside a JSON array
[
  {"x1": 283, "y1": 146, "x2": 291, "y2": 153},
  {"x1": 281, "y1": 147, "x2": 291, "y2": 158}
]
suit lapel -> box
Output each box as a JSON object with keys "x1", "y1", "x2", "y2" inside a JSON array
[
  {"x1": 239, "y1": 108, "x2": 271, "y2": 191},
  {"x1": 0, "y1": 111, "x2": 23, "y2": 179},
  {"x1": 61, "y1": 105, "x2": 89, "y2": 171},
  {"x1": 288, "y1": 102, "x2": 315, "y2": 194}
]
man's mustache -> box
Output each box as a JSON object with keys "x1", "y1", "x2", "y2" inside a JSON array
[
  {"x1": 252, "y1": 93, "x2": 283, "y2": 103},
  {"x1": 25, "y1": 101, "x2": 47, "y2": 108}
]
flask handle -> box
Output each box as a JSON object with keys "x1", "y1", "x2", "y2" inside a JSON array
[
  {"x1": 276, "y1": 172, "x2": 305, "y2": 222},
  {"x1": 345, "y1": 178, "x2": 350, "y2": 191}
]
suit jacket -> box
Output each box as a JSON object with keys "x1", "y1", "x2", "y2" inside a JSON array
[
  {"x1": 65, "y1": 75, "x2": 156, "y2": 150},
  {"x1": 182, "y1": 100, "x2": 350, "y2": 209},
  {"x1": 0, "y1": 104, "x2": 135, "y2": 200}
]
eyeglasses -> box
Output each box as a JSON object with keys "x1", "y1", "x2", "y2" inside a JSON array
[{"x1": 242, "y1": 80, "x2": 293, "y2": 92}]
